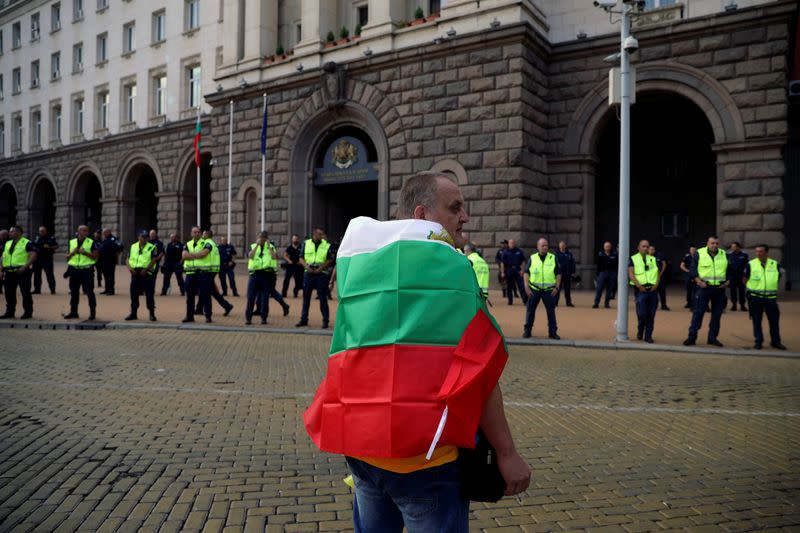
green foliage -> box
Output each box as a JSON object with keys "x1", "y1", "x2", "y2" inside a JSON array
[
  {"x1": 339, "y1": 26, "x2": 349, "y2": 39},
  {"x1": 414, "y1": 6, "x2": 424, "y2": 19},
  {"x1": 276, "y1": 44, "x2": 284, "y2": 55},
  {"x1": 326, "y1": 30, "x2": 335, "y2": 42},
  {"x1": 354, "y1": 23, "x2": 362, "y2": 36}
]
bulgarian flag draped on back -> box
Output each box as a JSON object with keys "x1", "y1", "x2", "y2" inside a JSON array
[{"x1": 304, "y1": 217, "x2": 508, "y2": 458}]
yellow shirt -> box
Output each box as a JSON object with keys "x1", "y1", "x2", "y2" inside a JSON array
[{"x1": 357, "y1": 445, "x2": 458, "y2": 474}]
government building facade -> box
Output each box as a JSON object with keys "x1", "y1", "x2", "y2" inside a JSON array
[{"x1": 1, "y1": 0, "x2": 798, "y2": 285}]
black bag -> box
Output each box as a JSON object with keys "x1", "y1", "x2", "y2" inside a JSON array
[{"x1": 457, "y1": 430, "x2": 506, "y2": 502}]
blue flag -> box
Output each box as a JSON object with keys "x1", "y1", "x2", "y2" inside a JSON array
[{"x1": 260, "y1": 102, "x2": 268, "y2": 156}]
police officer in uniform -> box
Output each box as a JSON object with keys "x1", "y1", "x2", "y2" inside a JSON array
[
  {"x1": 630, "y1": 240, "x2": 660, "y2": 343},
  {"x1": 0, "y1": 226, "x2": 37, "y2": 319},
  {"x1": 195, "y1": 230, "x2": 234, "y2": 317},
  {"x1": 125, "y1": 230, "x2": 158, "y2": 322},
  {"x1": 593, "y1": 241, "x2": 617, "y2": 308},
  {"x1": 98, "y1": 228, "x2": 123, "y2": 295},
  {"x1": 648, "y1": 244, "x2": 670, "y2": 311},
  {"x1": 464, "y1": 243, "x2": 490, "y2": 299},
  {"x1": 182, "y1": 226, "x2": 213, "y2": 323},
  {"x1": 282, "y1": 234, "x2": 304, "y2": 298},
  {"x1": 296, "y1": 227, "x2": 334, "y2": 328},
  {"x1": 148, "y1": 229, "x2": 165, "y2": 293},
  {"x1": 555, "y1": 241, "x2": 576, "y2": 307},
  {"x1": 33, "y1": 226, "x2": 58, "y2": 294},
  {"x1": 218, "y1": 236, "x2": 239, "y2": 297},
  {"x1": 64, "y1": 225, "x2": 99, "y2": 320},
  {"x1": 0, "y1": 229, "x2": 8, "y2": 295},
  {"x1": 684, "y1": 236, "x2": 729, "y2": 347},
  {"x1": 522, "y1": 238, "x2": 561, "y2": 339},
  {"x1": 727, "y1": 241, "x2": 748, "y2": 312},
  {"x1": 501, "y1": 239, "x2": 527, "y2": 306},
  {"x1": 680, "y1": 246, "x2": 697, "y2": 309},
  {"x1": 161, "y1": 233, "x2": 185, "y2": 296},
  {"x1": 744, "y1": 244, "x2": 786, "y2": 350},
  {"x1": 245, "y1": 231, "x2": 290, "y2": 324}
]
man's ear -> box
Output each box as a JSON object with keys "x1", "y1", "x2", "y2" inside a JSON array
[{"x1": 412, "y1": 205, "x2": 426, "y2": 220}]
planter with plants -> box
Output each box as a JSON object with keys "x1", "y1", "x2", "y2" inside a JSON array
[
  {"x1": 426, "y1": 11, "x2": 440, "y2": 22},
  {"x1": 324, "y1": 30, "x2": 336, "y2": 48},
  {"x1": 276, "y1": 44, "x2": 285, "y2": 59},
  {"x1": 336, "y1": 26, "x2": 350, "y2": 45},
  {"x1": 409, "y1": 6, "x2": 426, "y2": 26},
  {"x1": 353, "y1": 24, "x2": 362, "y2": 40}
]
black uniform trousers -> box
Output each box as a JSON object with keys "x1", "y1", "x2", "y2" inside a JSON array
[
  {"x1": 69, "y1": 267, "x2": 97, "y2": 315},
  {"x1": 634, "y1": 287, "x2": 658, "y2": 339},
  {"x1": 99, "y1": 260, "x2": 116, "y2": 293},
  {"x1": 185, "y1": 272, "x2": 212, "y2": 319},
  {"x1": 3, "y1": 269, "x2": 33, "y2": 316},
  {"x1": 687, "y1": 286, "x2": 725, "y2": 342},
  {"x1": 282, "y1": 264, "x2": 304, "y2": 298},
  {"x1": 524, "y1": 289, "x2": 558, "y2": 336},
  {"x1": 33, "y1": 257, "x2": 56, "y2": 293},
  {"x1": 506, "y1": 268, "x2": 528, "y2": 305},
  {"x1": 195, "y1": 273, "x2": 232, "y2": 313},
  {"x1": 729, "y1": 278, "x2": 747, "y2": 308},
  {"x1": 300, "y1": 273, "x2": 330, "y2": 323},
  {"x1": 748, "y1": 296, "x2": 780, "y2": 345},
  {"x1": 594, "y1": 272, "x2": 616, "y2": 307},
  {"x1": 130, "y1": 272, "x2": 156, "y2": 314},
  {"x1": 161, "y1": 262, "x2": 185, "y2": 295},
  {"x1": 219, "y1": 266, "x2": 238, "y2": 296},
  {"x1": 556, "y1": 276, "x2": 572, "y2": 306}
]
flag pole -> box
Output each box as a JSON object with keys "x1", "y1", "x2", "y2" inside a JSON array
[
  {"x1": 196, "y1": 106, "x2": 201, "y2": 227},
  {"x1": 227, "y1": 100, "x2": 233, "y2": 244},
  {"x1": 261, "y1": 93, "x2": 266, "y2": 231}
]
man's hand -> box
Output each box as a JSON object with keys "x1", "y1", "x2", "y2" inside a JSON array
[
  {"x1": 550, "y1": 287, "x2": 558, "y2": 297},
  {"x1": 497, "y1": 449, "x2": 531, "y2": 496},
  {"x1": 720, "y1": 281, "x2": 730, "y2": 289},
  {"x1": 524, "y1": 287, "x2": 533, "y2": 299},
  {"x1": 652, "y1": 284, "x2": 659, "y2": 292},
  {"x1": 696, "y1": 280, "x2": 707, "y2": 289}
]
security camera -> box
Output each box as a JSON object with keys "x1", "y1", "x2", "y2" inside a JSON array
[
  {"x1": 623, "y1": 36, "x2": 639, "y2": 52},
  {"x1": 593, "y1": 0, "x2": 617, "y2": 8}
]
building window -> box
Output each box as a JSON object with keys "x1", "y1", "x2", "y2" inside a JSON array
[
  {"x1": 357, "y1": 5, "x2": 368, "y2": 27},
  {"x1": 51, "y1": 3, "x2": 61, "y2": 31},
  {"x1": 661, "y1": 212, "x2": 688, "y2": 238},
  {"x1": 73, "y1": 0, "x2": 84, "y2": 21},
  {"x1": 124, "y1": 82, "x2": 136, "y2": 123},
  {"x1": 12, "y1": 68, "x2": 21, "y2": 94},
  {"x1": 0, "y1": 74, "x2": 3, "y2": 99},
  {"x1": 12, "y1": 22, "x2": 21, "y2": 48},
  {"x1": 72, "y1": 96, "x2": 84, "y2": 135},
  {"x1": 31, "y1": 13, "x2": 41, "y2": 41},
  {"x1": 0, "y1": 30, "x2": 4, "y2": 54},
  {"x1": 96, "y1": 33, "x2": 108, "y2": 63},
  {"x1": 123, "y1": 21, "x2": 135, "y2": 53},
  {"x1": 0, "y1": 122, "x2": 4, "y2": 156},
  {"x1": 96, "y1": 90, "x2": 109, "y2": 130},
  {"x1": 31, "y1": 109, "x2": 42, "y2": 147},
  {"x1": 643, "y1": 0, "x2": 676, "y2": 8},
  {"x1": 185, "y1": 0, "x2": 200, "y2": 31},
  {"x1": 31, "y1": 60, "x2": 40, "y2": 88},
  {"x1": 12, "y1": 115, "x2": 23, "y2": 151},
  {"x1": 153, "y1": 74, "x2": 167, "y2": 116},
  {"x1": 51, "y1": 52, "x2": 61, "y2": 80},
  {"x1": 96, "y1": 0, "x2": 108, "y2": 11},
  {"x1": 73, "y1": 43, "x2": 83, "y2": 72},
  {"x1": 295, "y1": 23, "x2": 302, "y2": 43},
  {"x1": 152, "y1": 10, "x2": 166, "y2": 43},
  {"x1": 51, "y1": 103, "x2": 62, "y2": 142},
  {"x1": 187, "y1": 65, "x2": 201, "y2": 108}
]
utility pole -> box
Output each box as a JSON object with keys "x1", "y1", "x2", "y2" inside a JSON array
[{"x1": 616, "y1": 2, "x2": 633, "y2": 341}]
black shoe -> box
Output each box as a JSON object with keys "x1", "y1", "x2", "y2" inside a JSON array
[
  {"x1": 322, "y1": 322, "x2": 329, "y2": 329},
  {"x1": 637, "y1": 331, "x2": 643, "y2": 340},
  {"x1": 233, "y1": 293, "x2": 240, "y2": 297},
  {"x1": 160, "y1": 292, "x2": 168, "y2": 296},
  {"x1": 708, "y1": 339, "x2": 723, "y2": 347},
  {"x1": 684, "y1": 303, "x2": 691, "y2": 309},
  {"x1": 591, "y1": 304, "x2": 599, "y2": 309},
  {"x1": 31, "y1": 290, "x2": 41, "y2": 295},
  {"x1": 771, "y1": 342, "x2": 787, "y2": 350},
  {"x1": 754, "y1": 342, "x2": 762, "y2": 350},
  {"x1": 283, "y1": 304, "x2": 290, "y2": 316},
  {"x1": 205, "y1": 317, "x2": 213, "y2": 323},
  {"x1": 224, "y1": 305, "x2": 233, "y2": 317},
  {"x1": 0, "y1": 313, "x2": 13, "y2": 319},
  {"x1": 730, "y1": 305, "x2": 737, "y2": 311},
  {"x1": 182, "y1": 317, "x2": 194, "y2": 323},
  {"x1": 566, "y1": 303, "x2": 575, "y2": 307},
  {"x1": 683, "y1": 338, "x2": 696, "y2": 346},
  {"x1": 549, "y1": 334, "x2": 560, "y2": 340},
  {"x1": 149, "y1": 313, "x2": 157, "y2": 322},
  {"x1": 245, "y1": 319, "x2": 252, "y2": 325},
  {"x1": 261, "y1": 319, "x2": 267, "y2": 325},
  {"x1": 194, "y1": 309, "x2": 203, "y2": 315},
  {"x1": 51, "y1": 290, "x2": 56, "y2": 295},
  {"x1": 87, "y1": 314, "x2": 96, "y2": 321},
  {"x1": 295, "y1": 320, "x2": 308, "y2": 327},
  {"x1": 522, "y1": 329, "x2": 531, "y2": 338},
  {"x1": 63, "y1": 312, "x2": 79, "y2": 319},
  {"x1": 661, "y1": 306, "x2": 670, "y2": 311},
  {"x1": 124, "y1": 313, "x2": 137, "y2": 321},
  {"x1": 104, "y1": 292, "x2": 114, "y2": 296},
  {"x1": 20, "y1": 313, "x2": 32, "y2": 320},
  {"x1": 180, "y1": 292, "x2": 186, "y2": 296},
  {"x1": 604, "y1": 303, "x2": 610, "y2": 309},
  {"x1": 740, "y1": 306, "x2": 748, "y2": 312},
  {"x1": 645, "y1": 337, "x2": 654, "y2": 344}
]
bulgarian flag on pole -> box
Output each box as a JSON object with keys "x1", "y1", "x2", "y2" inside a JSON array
[
  {"x1": 193, "y1": 111, "x2": 202, "y2": 167},
  {"x1": 304, "y1": 217, "x2": 508, "y2": 458}
]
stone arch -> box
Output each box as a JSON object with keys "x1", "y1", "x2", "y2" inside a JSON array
[
  {"x1": 115, "y1": 150, "x2": 164, "y2": 198},
  {"x1": 430, "y1": 159, "x2": 469, "y2": 185},
  {"x1": 26, "y1": 169, "x2": 58, "y2": 233},
  {"x1": 116, "y1": 150, "x2": 163, "y2": 241},
  {"x1": 174, "y1": 146, "x2": 213, "y2": 236},
  {"x1": 66, "y1": 161, "x2": 104, "y2": 231},
  {"x1": 0, "y1": 178, "x2": 19, "y2": 229},
  {"x1": 67, "y1": 161, "x2": 105, "y2": 201},
  {"x1": 563, "y1": 61, "x2": 746, "y2": 156}
]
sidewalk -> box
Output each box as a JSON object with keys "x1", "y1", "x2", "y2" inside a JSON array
[{"x1": 6, "y1": 263, "x2": 798, "y2": 354}]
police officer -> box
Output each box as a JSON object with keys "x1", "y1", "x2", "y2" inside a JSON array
[
  {"x1": 464, "y1": 243, "x2": 490, "y2": 299},
  {"x1": 744, "y1": 244, "x2": 786, "y2": 350},
  {"x1": 281, "y1": 234, "x2": 304, "y2": 298},
  {"x1": 296, "y1": 227, "x2": 334, "y2": 328},
  {"x1": 496, "y1": 239, "x2": 516, "y2": 300},
  {"x1": 630, "y1": 240, "x2": 660, "y2": 343},
  {"x1": 125, "y1": 230, "x2": 158, "y2": 322},
  {"x1": 684, "y1": 236, "x2": 729, "y2": 347},
  {"x1": 727, "y1": 241, "x2": 748, "y2": 312},
  {"x1": 0, "y1": 226, "x2": 37, "y2": 319},
  {"x1": 0, "y1": 229, "x2": 8, "y2": 295},
  {"x1": 593, "y1": 241, "x2": 617, "y2": 309},
  {"x1": 648, "y1": 244, "x2": 670, "y2": 311},
  {"x1": 501, "y1": 239, "x2": 528, "y2": 306},
  {"x1": 93, "y1": 228, "x2": 104, "y2": 289},
  {"x1": 33, "y1": 226, "x2": 58, "y2": 294},
  {"x1": 182, "y1": 226, "x2": 213, "y2": 323},
  {"x1": 680, "y1": 246, "x2": 697, "y2": 310},
  {"x1": 64, "y1": 225, "x2": 99, "y2": 320},
  {"x1": 522, "y1": 238, "x2": 561, "y2": 339},
  {"x1": 555, "y1": 241, "x2": 576, "y2": 307},
  {"x1": 218, "y1": 236, "x2": 239, "y2": 297},
  {"x1": 195, "y1": 230, "x2": 234, "y2": 317},
  {"x1": 161, "y1": 233, "x2": 185, "y2": 296},
  {"x1": 245, "y1": 231, "x2": 290, "y2": 325},
  {"x1": 98, "y1": 228, "x2": 123, "y2": 295},
  {"x1": 148, "y1": 229, "x2": 165, "y2": 293}
]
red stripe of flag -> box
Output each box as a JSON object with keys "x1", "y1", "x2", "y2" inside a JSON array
[{"x1": 193, "y1": 115, "x2": 202, "y2": 167}]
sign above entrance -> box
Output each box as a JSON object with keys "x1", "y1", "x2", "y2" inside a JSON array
[{"x1": 314, "y1": 136, "x2": 379, "y2": 186}]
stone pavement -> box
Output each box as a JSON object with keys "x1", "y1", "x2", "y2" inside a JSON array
[
  {"x1": 6, "y1": 263, "x2": 799, "y2": 352},
  {"x1": 0, "y1": 328, "x2": 798, "y2": 532}
]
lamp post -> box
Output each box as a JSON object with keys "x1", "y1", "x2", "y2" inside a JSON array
[{"x1": 616, "y1": 2, "x2": 633, "y2": 341}]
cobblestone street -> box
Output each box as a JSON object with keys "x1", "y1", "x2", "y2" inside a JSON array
[{"x1": 0, "y1": 329, "x2": 798, "y2": 532}]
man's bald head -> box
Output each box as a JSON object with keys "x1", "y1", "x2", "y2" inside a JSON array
[{"x1": 399, "y1": 171, "x2": 469, "y2": 248}]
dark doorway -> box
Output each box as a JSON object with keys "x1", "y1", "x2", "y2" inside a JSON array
[
  {"x1": 313, "y1": 181, "x2": 379, "y2": 242},
  {"x1": 133, "y1": 167, "x2": 159, "y2": 234},
  {"x1": 594, "y1": 92, "x2": 716, "y2": 273},
  {"x1": 30, "y1": 179, "x2": 57, "y2": 234},
  {"x1": 72, "y1": 172, "x2": 102, "y2": 231},
  {"x1": 0, "y1": 183, "x2": 18, "y2": 229}
]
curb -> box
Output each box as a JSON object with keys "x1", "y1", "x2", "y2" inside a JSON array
[{"x1": 0, "y1": 320, "x2": 797, "y2": 359}]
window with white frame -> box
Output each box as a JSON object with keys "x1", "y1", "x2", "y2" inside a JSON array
[
  {"x1": 152, "y1": 10, "x2": 166, "y2": 42},
  {"x1": 96, "y1": 33, "x2": 108, "y2": 63},
  {"x1": 12, "y1": 22, "x2": 21, "y2": 48},
  {"x1": 123, "y1": 82, "x2": 136, "y2": 123},
  {"x1": 51, "y1": 52, "x2": 61, "y2": 79},
  {"x1": 643, "y1": 0, "x2": 676, "y2": 8},
  {"x1": 0, "y1": 30, "x2": 4, "y2": 54},
  {"x1": 12, "y1": 68, "x2": 21, "y2": 93},
  {"x1": 356, "y1": 4, "x2": 368, "y2": 27},
  {"x1": 0, "y1": 122, "x2": 4, "y2": 156},
  {"x1": 51, "y1": 102, "x2": 62, "y2": 142},
  {"x1": 429, "y1": 0, "x2": 441, "y2": 15},
  {"x1": 97, "y1": 0, "x2": 108, "y2": 11},
  {"x1": 123, "y1": 21, "x2": 135, "y2": 53},
  {"x1": 187, "y1": 65, "x2": 201, "y2": 108},
  {"x1": 31, "y1": 12, "x2": 41, "y2": 41},
  {"x1": 153, "y1": 74, "x2": 167, "y2": 115},
  {"x1": 96, "y1": 89, "x2": 109, "y2": 130},
  {"x1": 31, "y1": 109, "x2": 42, "y2": 147},
  {"x1": 31, "y1": 60, "x2": 40, "y2": 87},
  {"x1": 12, "y1": 114, "x2": 22, "y2": 151},
  {"x1": 73, "y1": 42, "x2": 83, "y2": 72},
  {"x1": 0, "y1": 74, "x2": 3, "y2": 98},
  {"x1": 51, "y1": 3, "x2": 61, "y2": 31},
  {"x1": 185, "y1": 0, "x2": 200, "y2": 31},
  {"x1": 72, "y1": 96, "x2": 84, "y2": 135},
  {"x1": 73, "y1": 0, "x2": 84, "y2": 21}
]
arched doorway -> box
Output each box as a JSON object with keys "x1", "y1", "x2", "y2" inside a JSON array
[
  {"x1": 29, "y1": 177, "x2": 57, "y2": 234},
  {"x1": 180, "y1": 153, "x2": 212, "y2": 237},
  {"x1": 594, "y1": 92, "x2": 716, "y2": 269},
  {"x1": 71, "y1": 171, "x2": 103, "y2": 231},
  {"x1": 309, "y1": 126, "x2": 379, "y2": 243},
  {"x1": 120, "y1": 163, "x2": 159, "y2": 241},
  {"x1": 0, "y1": 182, "x2": 18, "y2": 228}
]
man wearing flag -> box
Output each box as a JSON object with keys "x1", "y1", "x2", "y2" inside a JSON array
[{"x1": 305, "y1": 172, "x2": 530, "y2": 532}]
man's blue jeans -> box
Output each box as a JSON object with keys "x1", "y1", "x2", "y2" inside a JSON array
[{"x1": 345, "y1": 457, "x2": 469, "y2": 533}]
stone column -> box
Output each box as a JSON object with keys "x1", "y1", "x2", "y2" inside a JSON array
[
  {"x1": 360, "y1": 0, "x2": 404, "y2": 39},
  {"x1": 222, "y1": 0, "x2": 243, "y2": 64},
  {"x1": 293, "y1": 0, "x2": 322, "y2": 56},
  {"x1": 155, "y1": 191, "x2": 181, "y2": 235},
  {"x1": 244, "y1": 0, "x2": 278, "y2": 59}
]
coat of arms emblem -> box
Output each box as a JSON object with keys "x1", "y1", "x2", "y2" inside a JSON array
[{"x1": 332, "y1": 139, "x2": 358, "y2": 169}]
